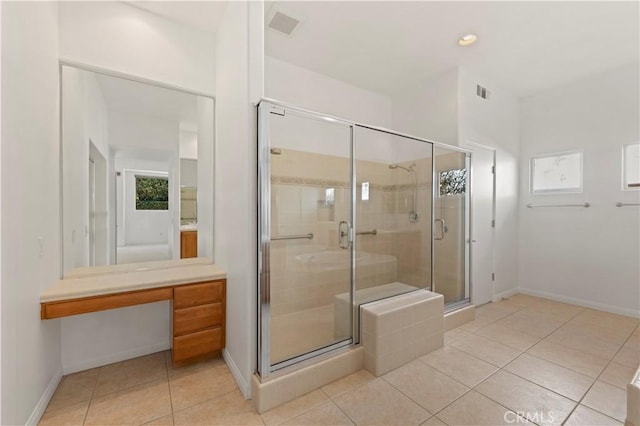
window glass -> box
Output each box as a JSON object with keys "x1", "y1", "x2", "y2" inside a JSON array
[
  {"x1": 530, "y1": 151, "x2": 582, "y2": 194},
  {"x1": 439, "y1": 168, "x2": 467, "y2": 196},
  {"x1": 135, "y1": 176, "x2": 169, "y2": 210}
]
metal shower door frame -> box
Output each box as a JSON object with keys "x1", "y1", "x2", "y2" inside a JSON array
[{"x1": 257, "y1": 98, "x2": 473, "y2": 378}]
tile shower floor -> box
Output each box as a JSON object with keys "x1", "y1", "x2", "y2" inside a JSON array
[{"x1": 40, "y1": 294, "x2": 639, "y2": 425}]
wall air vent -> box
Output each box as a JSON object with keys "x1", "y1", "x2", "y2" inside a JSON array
[
  {"x1": 266, "y1": 4, "x2": 304, "y2": 37},
  {"x1": 476, "y1": 84, "x2": 490, "y2": 100}
]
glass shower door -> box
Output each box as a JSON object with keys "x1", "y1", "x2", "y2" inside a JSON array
[
  {"x1": 259, "y1": 102, "x2": 354, "y2": 373},
  {"x1": 433, "y1": 146, "x2": 471, "y2": 307},
  {"x1": 352, "y1": 126, "x2": 434, "y2": 337}
]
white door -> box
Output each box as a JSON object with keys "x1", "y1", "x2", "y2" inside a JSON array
[{"x1": 468, "y1": 143, "x2": 496, "y2": 305}]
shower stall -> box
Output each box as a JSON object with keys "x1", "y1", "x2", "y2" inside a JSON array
[{"x1": 258, "y1": 100, "x2": 471, "y2": 377}]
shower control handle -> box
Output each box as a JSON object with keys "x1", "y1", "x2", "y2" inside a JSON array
[
  {"x1": 435, "y1": 218, "x2": 446, "y2": 241},
  {"x1": 338, "y1": 221, "x2": 352, "y2": 249}
]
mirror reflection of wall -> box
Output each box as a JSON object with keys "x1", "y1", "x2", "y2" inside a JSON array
[{"x1": 61, "y1": 65, "x2": 214, "y2": 275}]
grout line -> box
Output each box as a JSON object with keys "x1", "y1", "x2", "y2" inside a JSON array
[
  {"x1": 440, "y1": 299, "x2": 592, "y2": 425},
  {"x1": 82, "y1": 366, "x2": 102, "y2": 425},
  {"x1": 164, "y1": 351, "x2": 176, "y2": 426},
  {"x1": 561, "y1": 323, "x2": 639, "y2": 424}
]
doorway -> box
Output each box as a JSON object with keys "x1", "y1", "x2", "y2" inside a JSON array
[{"x1": 465, "y1": 142, "x2": 496, "y2": 305}]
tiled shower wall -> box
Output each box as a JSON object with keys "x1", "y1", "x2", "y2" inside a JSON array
[{"x1": 269, "y1": 149, "x2": 434, "y2": 317}]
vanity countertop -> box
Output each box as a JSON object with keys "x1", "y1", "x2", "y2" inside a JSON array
[{"x1": 42, "y1": 259, "x2": 226, "y2": 303}]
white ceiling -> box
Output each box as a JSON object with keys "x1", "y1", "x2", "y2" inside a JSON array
[
  {"x1": 96, "y1": 73, "x2": 199, "y2": 131},
  {"x1": 265, "y1": 1, "x2": 640, "y2": 98},
  {"x1": 126, "y1": 1, "x2": 228, "y2": 34}
]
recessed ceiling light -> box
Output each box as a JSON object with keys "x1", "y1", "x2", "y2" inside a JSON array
[{"x1": 458, "y1": 34, "x2": 478, "y2": 46}]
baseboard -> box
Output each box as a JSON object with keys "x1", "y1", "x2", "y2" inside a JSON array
[
  {"x1": 223, "y1": 348, "x2": 250, "y2": 399},
  {"x1": 518, "y1": 287, "x2": 640, "y2": 318},
  {"x1": 26, "y1": 366, "x2": 63, "y2": 425},
  {"x1": 63, "y1": 341, "x2": 170, "y2": 375},
  {"x1": 492, "y1": 287, "x2": 519, "y2": 302}
]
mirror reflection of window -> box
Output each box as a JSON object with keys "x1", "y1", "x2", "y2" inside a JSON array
[
  {"x1": 61, "y1": 65, "x2": 214, "y2": 275},
  {"x1": 135, "y1": 175, "x2": 169, "y2": 210},
  {"x1": 439, "y1": 169, "x2": 467, "y2": 196}
]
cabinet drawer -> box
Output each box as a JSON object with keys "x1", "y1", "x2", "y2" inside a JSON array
[
  {"x1": 174, "y1": 303, "x2": 223, "y2": 336},
  {"x1": 173, "y1": 327, "x2": 223, "y2": 362},
  {"x1": 174, "y1": 281, "x2": 223, "y2": 308}
]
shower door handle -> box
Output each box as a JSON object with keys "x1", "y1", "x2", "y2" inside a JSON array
[
  {"x1": 338, "y1": 221, "x2": 352, "y2": 249},
  {"x1": 435, "y1": 218, "x2": 446, "y2": 241}
]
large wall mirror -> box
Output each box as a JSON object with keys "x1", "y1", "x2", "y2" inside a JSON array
[{"x1": 61, "y1": 64, "x2": 214, "y2": 276}]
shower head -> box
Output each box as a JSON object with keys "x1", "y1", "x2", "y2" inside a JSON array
[{"x1": 388, "y1": 163, "x2": 415, "y2": 172}]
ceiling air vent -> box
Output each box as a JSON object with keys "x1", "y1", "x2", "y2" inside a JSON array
[
  {"x1": 266, "y1": 4, "x2": 304, "y2": 37},
  {"x1": 476, "y1": 84, "x2": 490, "y2": 100}
]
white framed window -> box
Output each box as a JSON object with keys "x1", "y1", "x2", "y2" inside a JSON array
[
  {"x1": 623, "y1": 143, "x2": 640, "y2": 190},
  {"x1": 530, "y1": 150, "x2": 583, "y2": 194}
]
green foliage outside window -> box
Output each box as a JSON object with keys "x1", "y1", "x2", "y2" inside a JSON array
[
  {"x1": 136, "y1": 176, "x2": 169, "y2": 210},
  {"x1": 439, "y1": 169, "x2": 467, "y2": 196}
]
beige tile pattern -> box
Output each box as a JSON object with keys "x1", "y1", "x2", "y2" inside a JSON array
[
  {"x1": 564, "y1": 404, "x2": 623, "y2": 426},
  {"x1": 40, "y1": 295, "x2": 639, "y2": 426},
  {"x1": 38, "y1": 400, "x2": 90, "y2": 426},
  {"x1": 94, "y1": 352, "x2": 167, "y2": 397},
  {"x1": 169, "y1": 361, "x2": 238, "y2": 411},
  {"x1": 321, "y1": 370, "x2": 375, "y2": 398},
  {"x1": 84, "y1": 379, "x2": 172, "y2": 425},
  {"x1": 261, "y1": 390, "x2": 328, "y2": 425},
  {"x1": 420, "y1": 416, "x2": 447, "y2": 426},
  {"x1": 528, "y1": 339, "x2": 610, "y2": 377},
  {"x1": 504, "y1": 353, "x2": 594, "y2": 401},
  {"x1": 420, "y1": 346, "x2": 498, "y2": 387},
  {"x1": 436, "y1": 390, "x2": 519, "y2": 426},
  {"x1": 333, "y1": 379, "x2": 430, "y2": 425},
  {"x1": 451, "y1": 333, "x2": 521, "y2": 367},
  {"x1": 476, "y1": 370, "x2": 576, "y2": 425},
  {"x1": 173, "y1": 390, "x2": 263, "y2": 426},
  {"x1": 143, "y1": 414, "x2": 175, "y2": 425},
  {"x1": 382, "y1": 360, "x2": 469, "y2": 414},
  {"x1": 600, "y1": 361, "x2": 637, "y2": 389},
  {"x1": 46, "y1": 368, "x2": 99, "y2": 411},
  {"x1": 282, "y1": 402, "x2": 354, "y2": 426},
  {"x1": 582, "y1": 380, "x2": 628, "y2": 422}
]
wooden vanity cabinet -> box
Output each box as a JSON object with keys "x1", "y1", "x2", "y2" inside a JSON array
[
  {"x1": 172, "y1": 280, "x2": 226, "y2": 365},
  {"x1": 180, "y1": 231, "x2": 198, "y2": 258}
]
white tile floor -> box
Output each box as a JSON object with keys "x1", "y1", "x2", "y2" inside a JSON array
[{"x1": 40, "y1": 294, "x2": 639, "y2": 425}]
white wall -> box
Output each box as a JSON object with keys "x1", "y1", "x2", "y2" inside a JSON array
[
  {"x1": 180, "y1": 159, "x2": 198, "y2": 188},
  {"x1": 392, "y1": 68, "x2": 459, "y2": 145},
  {"x1": 59, "y1": 1, "x2": 216, "y2": 94},
  {"x1": 266, "y1": 56, "x2": 392, "y2": 127},
  {"x1": 519, "y1": 63, "x2": 640, "y2": 316},
  {"x1": 196, "y1": 97, "x2": 214, "y2": 258},
  {"x1": 58, "y1": 2, "x2": 216, "y2": 375},
  {"x1": 179, "y1": 130, "x2": 198, "y2": 160},
  {"x1": 458, "y1": 67, "x2": 521, "y2": 300},
  {"x1": 110, "y1": 112, "x2": 178, "y2": 247},
  {"x1": 390, "y1": 67, "x2": 521, "y2": 302},
  {"x1": 1, "y1": 2, "x2": 61, "y2": 424},
  {"x1": 109, "y1": 111, "x2": 179, "y2": 153},
  {"x1": 215, "y1": 1, "x2": 263, "y2": 398},
  {"x1": 62, "y1": 66, "x2": 110, "y2": 273}
]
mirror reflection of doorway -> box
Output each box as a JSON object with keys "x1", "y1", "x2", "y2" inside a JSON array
[
  {"x1": 88, "y1": 141, "x2": 108, "y2": 267},
  {"x1": 61, "y1": 64, "x2": 215, "y2": 275},
  {"x1": 116, "y1": 168, "x2": 173, "y2": 264}
]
